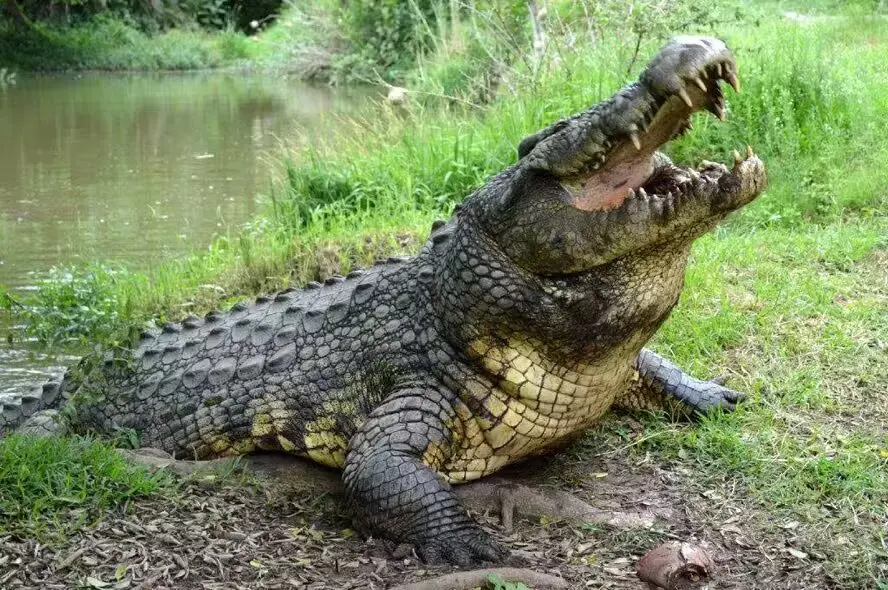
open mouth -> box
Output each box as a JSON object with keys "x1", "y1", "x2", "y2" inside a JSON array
[{"x1": 570, "y1": 52, "x2": 757, "y2": 213}]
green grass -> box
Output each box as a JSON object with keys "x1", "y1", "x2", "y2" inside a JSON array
[
  {"x1": 2, "y1": 3, "x2": 887, "y2": 585},
  {"x1": 0, "y1": 434, "x2": 172, "y2": 542},
  {"x1": 0, "y1": 16, "x2": 254, "y2": 71},
  {"x1": 650, "y1": 219, "x2": 887, "y2": 585}
]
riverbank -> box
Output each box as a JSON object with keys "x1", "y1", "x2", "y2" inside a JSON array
[
  {"x1": 0, "y1": 1, "x2": 753, "y2": 88},
  {"x1": 1, "y1": 3, "x2": 887, "y2": 588},
  {"x1": 0, "y1": 17, "x2": 250, "y2": 71},
  {"x1": 2, "y1": 0, "x2": 877, "y2": 90}
]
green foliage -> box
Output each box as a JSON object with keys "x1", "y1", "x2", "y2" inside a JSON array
[
  {"x1": 0, "y1": 0, "x2": 277, "y2": 71},
  {"x1": 2, "y1": 0, "x2": 282, "y2": 33},
  {"x1": 10, "y1": 264, "x2": 136, "y2": 347},
  {"x1": 406, "y1": 1, "x2": 528, "y2": 102},
  {"x1": 0, "y1": 15, "x2": 249, "y2": 70},
  {"x1": 321, "y1": 0, "x2": 530, "y2": 85},
  {"x1": 485, "y1": 573, "x2": 529, "y2": 590},
  {"x1": 0, "y1": 285, "x2": 15, "y2": 310},
  {"x1": 0, "y1": 434, "x2": 171, "y2": 541},
  {"x1": 185, "y1": 0, "x2": 235, "y2": 30},
  {"x1": 343, "y1": 0, "x2": 434, "y2": 69},
  {"x1": 774, "y1": 0, "x2": 887, "y2": 14},
  {"x1": 214, "y1": 27, "x2": 251, "y2": 60},
  {"x1": 554, "y1": 0, "x2": 742, "y2": 41},
  {"x1": 269, "y1": 114, "x2": 497, "y2": 233},
  {"x1": 668, "y1": 17, "x2": 888, "y2": 225}
]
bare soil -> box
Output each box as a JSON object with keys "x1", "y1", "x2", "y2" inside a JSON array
[{"x1": 0, "y1": 427, "x2": 840, "y2": 589}]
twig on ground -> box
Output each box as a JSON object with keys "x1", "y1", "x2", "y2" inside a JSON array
[{"x1": 389, "y1": 567, "x2": 569, "y2": 590}]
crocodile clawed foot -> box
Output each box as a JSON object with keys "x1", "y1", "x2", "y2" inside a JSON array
[
  {"x1": 692, "y1": 378, "x2": 746, "y2": 413},
  {"x1": 416, "y1": 527, "x2": 509, "y2": 566}
]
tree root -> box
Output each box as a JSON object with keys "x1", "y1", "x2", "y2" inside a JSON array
[
  {"x1": 389, "y1": 568, "x2": 569, "y2": 590},
  {"x1": 456, "y1": 478, "x2": 657, "y2": 532},
  {"x1": 122, "y1": 449, "x2": 659, "y2": 532}
]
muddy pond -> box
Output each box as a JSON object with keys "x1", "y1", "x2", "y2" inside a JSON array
[{"x1": 0, "y1": 72, "x2": 373, "y2": 401}]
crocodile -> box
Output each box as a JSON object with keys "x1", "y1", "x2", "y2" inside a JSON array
[{"x1": 5, "y1": 36, "x2": 766, "y2": 565}]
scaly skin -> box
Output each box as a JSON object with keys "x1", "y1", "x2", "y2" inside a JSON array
[{"x1": 5, "y1": 37, "x2": 766, "y2": 565}]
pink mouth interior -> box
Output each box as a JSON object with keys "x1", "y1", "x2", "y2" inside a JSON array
[{"x1": 571, "y1": 92, "x2": 705, "y2": 212}]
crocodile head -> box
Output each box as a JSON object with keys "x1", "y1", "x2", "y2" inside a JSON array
[{"x1": 478, "y1": 36, "x2": 767, "y2": 275}]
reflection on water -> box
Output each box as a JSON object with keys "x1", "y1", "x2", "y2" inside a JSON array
[{"x1": 0, "y1": 72, "x2": 372, "y2": 399}]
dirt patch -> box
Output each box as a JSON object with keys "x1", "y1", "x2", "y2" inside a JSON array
[{"x1": 0, "y1": 440, "x2": 848, "y2": 589}]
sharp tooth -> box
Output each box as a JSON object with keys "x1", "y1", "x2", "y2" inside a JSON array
[
  {"x1": 746, "y1": 144, "x2": 754, "y2": 158},
  {"x1": 693, "y1": 77, "x2": 707, "y2": 92},
  {"x1": 630, "y1": 131, "x2": 642, "y2": 151},
  {"x1": 715, "y1": 62, "x2": 723, "y2": 77},
  {"x1": 705, "y1": 102, "x2": 725, "y2": 120},
  {"x1": 726, "y1": 70, "x2": 740, "y2": 93},
  {"x1": 638, "y1": 187, "x2": 648, "y2": 199},
  {"x1": 733, "y1": 149, "x2": 742, "y2": 165},
  {"x1": 627, "y1": 188, "x2": 636, "y2": 199},
  {"x1": 678, "y1": 88, "x2": 693, "y2": 108}
]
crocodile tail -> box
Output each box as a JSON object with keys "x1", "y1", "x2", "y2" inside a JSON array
[{"x1": 0, "y1": 370, "x2": 68, "y2": 437}]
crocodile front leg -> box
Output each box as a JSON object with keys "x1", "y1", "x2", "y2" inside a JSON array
[
  {"x1": 616, "y1": 348, "x2": 745, "y2": 415},
  {"x1": 342, "y1": 380, "x2": 507, "y2": 565}
]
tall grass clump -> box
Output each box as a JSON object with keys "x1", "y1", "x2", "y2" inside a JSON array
[
  {"x1": 270, "y1": 110, "x2": 517, "y2": 232},
  {"x1": 669, "y1": 18, "x2": 888, "y2": 226},
  {"x1": 0, "y1": 434, "x2": 171, "y2": 541},
  {"x1": 272, "y1": 15, "x2": 888, "y2": 237}
]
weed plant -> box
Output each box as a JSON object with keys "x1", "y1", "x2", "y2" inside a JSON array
[{"x1": 0, "y1": 434, "x2": 171, "y2": 542}]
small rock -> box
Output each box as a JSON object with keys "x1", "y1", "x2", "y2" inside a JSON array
[
  {"x1": 636, "y1": 541, "x2": 715, "y2": 589},
  {"x1": 386, "y1": 86, "x2": 408, "y2": 105}
]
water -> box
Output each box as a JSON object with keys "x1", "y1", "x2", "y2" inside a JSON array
[{"x1": 0, "y1": 72, "x2": 372, "y2": 400}]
